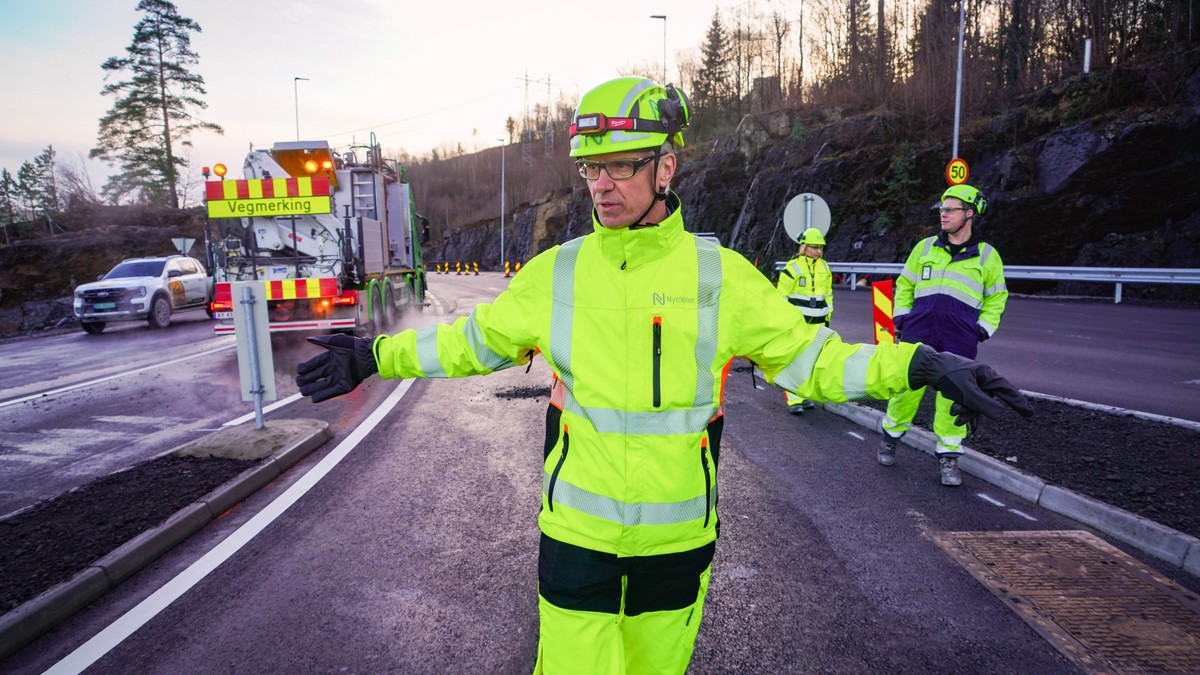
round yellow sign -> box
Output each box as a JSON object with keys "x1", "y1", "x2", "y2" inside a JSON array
[{"x1": 945, "y1": 158, "x2": 969, "y2": 186}]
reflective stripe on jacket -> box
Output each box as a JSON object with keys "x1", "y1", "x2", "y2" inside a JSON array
[
  {"x1": 373, "y1": 195, "x2": 917, "y2": 557},
  {"x1": 777, "y1": 256, "x2": 833, "y2": 323},
  {"x1": 892, "y1": 234, "x2": 1008, "y2": 358}
]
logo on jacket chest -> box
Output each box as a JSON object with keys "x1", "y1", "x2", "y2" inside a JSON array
[{"x1": 653, "y1": 292, "x2": 697, "y2": 306}]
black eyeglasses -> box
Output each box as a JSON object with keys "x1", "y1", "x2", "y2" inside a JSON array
[{"x1": 577, "y1": 154, "x2": 659, "y2": 181}]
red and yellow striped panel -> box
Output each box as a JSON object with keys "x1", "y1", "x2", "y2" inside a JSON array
[
  {"x1": 264, "y1": 278, "x2": 340, "y2": 300},
  {"x1": 204, "y1": 175, "x2": 330, "y2": 201}
]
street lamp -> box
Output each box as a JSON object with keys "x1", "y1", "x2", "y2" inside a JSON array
[
  {"x1": 294, "y1": 76, "x2": 309, "y2": 141},
  {"x1": 498, "y1": 139, "x2": 506, "y2": 270},
  {"x1": 951, "y1": 4, "x2": 965, "y2": 160},
  {"x1": 650, "y1": 15, "x2": 667, "y2": 83}
]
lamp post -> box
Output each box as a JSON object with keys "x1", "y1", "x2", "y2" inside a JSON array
[
  {"x1": 294, "y1": 76, "x2": 309, "y2": 141},
  {"x1": 498, "y1": 139, "x2": 506, "y2": 270},
  {"x1": 951, "y1": 3, "x2": 964, "y2": 160},
  {"x1": 650, "y1": 15, "x2": 667, "y2": 83}
]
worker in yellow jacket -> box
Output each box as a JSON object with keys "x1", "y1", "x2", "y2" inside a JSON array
[
  {"x1": 297, "y1": 77, "x2": 1033, "y2": 675},
  {"x1": 775, "y1": 227, "x2": 834, "y2": 413}
]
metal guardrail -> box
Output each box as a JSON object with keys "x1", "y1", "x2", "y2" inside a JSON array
[{"x1": 772, "y1": 261, "x2": 1200, "y2": 304}]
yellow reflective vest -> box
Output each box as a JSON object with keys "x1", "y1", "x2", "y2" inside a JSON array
[
  {"x1": 777, "y1": 255, "x2": 834, "y2": 324},
  {"x1": 373, "y1": 195, "x2": 917, "y2": 557}
]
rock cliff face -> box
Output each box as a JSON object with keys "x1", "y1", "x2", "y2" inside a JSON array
[{"x1": 428, "y1": 50, "x2": 1200, "y2": 302}]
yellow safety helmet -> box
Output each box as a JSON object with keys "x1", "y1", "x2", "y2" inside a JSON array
[
  {"x1": 569, "y1": 77, "x2": 690, "y2": 158},
  {"x1": 940, "y1": 184, "x2": 988, "y2": 217},
  {"x1": 799, "y1": 227, "x2": 826, "y2": 246}
]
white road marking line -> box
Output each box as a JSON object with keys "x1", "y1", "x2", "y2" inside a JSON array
[
  {"x1": 44, "y1": 378, "x2": 415, "y2": 675},
  {"x1": 976, "y1": 492, "x2": 1006, "y2": 507},
  {"x1": 1007, "y1": 509, "x2": 1038, "y2": 522},
  {"x1": 846, "y1": 431, "x2": 865, "y2": 440},
  {"x1": 0, "y1": 345, "x2": 236, "y2": 410},
  {"x1": 427, "y1": 291, "x2": 445, "y2": 315},
  {"x1": 222, "y1": 393, "x2": 303, "y2": 427}
]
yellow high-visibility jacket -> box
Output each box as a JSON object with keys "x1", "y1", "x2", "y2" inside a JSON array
[
  {"x1": 374, "y1": 195, "x2": 917, "y2": 558},
  {"x1": 777, "y1": 255, "x2": 834, "y2": 324}
]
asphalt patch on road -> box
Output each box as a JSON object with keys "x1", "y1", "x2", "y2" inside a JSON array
[
  {"x1": 494, "y1": 385, "x2": 549, "y2": 400},
  {"x1": 935, "y1": 530, "x2": 1200, "y2": 673}
]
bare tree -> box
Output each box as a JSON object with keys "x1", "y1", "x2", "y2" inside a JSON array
[{"x1": 56, "y1": 153, "x2": 102, "y2": 211}]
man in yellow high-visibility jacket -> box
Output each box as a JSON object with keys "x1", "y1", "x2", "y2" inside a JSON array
[
  {"x1": 776, "y1": 227, "x2": 834, "y2": 413},
  {"x1": 297, "y1": 77, "x2": 1033, "y2": 675}
]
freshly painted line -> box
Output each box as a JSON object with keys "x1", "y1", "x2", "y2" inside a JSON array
[
  {"x1": 427, "y1": 291, "x2": 445, "y2": 315},
  {"x1": 1008, "y1": 509, "x2": 1038, "y2": 522},
  {"x1": 44, "y1": 378, "x2": 415, "y2": 675},
  {"x1": 976, "y1": 493, "x2": 1006, "y2": 507},
  {"x1": 222, "y1": 393, "x2": 303, "y2": 427},
  {"x1": 846, "y1": 431, "x2": 865, "y2": 441},
  {"x1": 0, "y1": 345, "x2": 236, "y2": 410}
]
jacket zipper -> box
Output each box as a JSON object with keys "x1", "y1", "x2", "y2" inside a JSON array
[
  {"x1": 547, "y1": 425, "x2": 569, "y2": 512},
  {"x1": 701, "y1": 438, "x2": 712, "y2": 527},
  {"x1": 652, "y1": 316, "x2": 662, "y2": 408}
]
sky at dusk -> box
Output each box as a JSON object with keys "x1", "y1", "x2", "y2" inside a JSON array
[{"x1": 0, "y1": 0, "x2": 724, "y2": 195}]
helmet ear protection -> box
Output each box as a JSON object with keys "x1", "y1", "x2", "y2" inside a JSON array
[
  {"x1": 657, "y1": 84, "x2": 691, "y2": 136},
  {"x1": 972, "y1": 191, "x2": 988, "y2": 217}
]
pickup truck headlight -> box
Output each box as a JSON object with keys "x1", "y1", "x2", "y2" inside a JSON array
[{"x1": 132, "y1": 286, "x2": 148, "y2": 299}]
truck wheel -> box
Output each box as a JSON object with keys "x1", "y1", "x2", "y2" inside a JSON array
[
  {"x1": 371, "y1": 287, "x2": 387, "y2": 331},
  {"x1": 82, "y1": 321, "x2": 105, "y2": 335},
  {"x1": 382, "y1": 286, "x2": 396, "y2": 329},
  {"x1": 148, "y1": 295, "x2": 172, "y2": 329}
]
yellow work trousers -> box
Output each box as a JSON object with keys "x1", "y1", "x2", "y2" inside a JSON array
[
  {"x1": 532, "y1": 535, "x2": 714, "y2": 675},
  {"x1": 882, "y1": 385, "x2": 966, "y2": 455}
]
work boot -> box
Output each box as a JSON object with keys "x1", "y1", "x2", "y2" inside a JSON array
[
  {"x1": 788, "y1": 405, "x2": 804, "y2": 415},
  {"x1": 877, "y1": 436, "x2": 897, "y2": 466},
  {"x1": 939, "y1": 457, "x2": 962, "y2": 486},
  {"x1": 802, "y1": 400, "x2": 816, "y2": 410}
]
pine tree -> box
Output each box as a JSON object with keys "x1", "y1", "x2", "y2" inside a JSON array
[
  {"x1": 16, "y1": 161, "x2": 41, "y2": 222},
  {"x1": 0, "y1": 169, "x2": 17, "y2": 244},
  {"x1": 90, "y1": 0, "x2": 222, "y2": 207},
  {"x1": 32, "y1": 145, "x2": 60, "y2": 214},
  {"x1": 693, "y1": 9, "x2": 731, "y2": 128}
]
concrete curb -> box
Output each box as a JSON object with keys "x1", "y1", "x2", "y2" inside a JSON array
[
  {"x1": 822, "y1": 401, "x2": 1200, "y2": 579},
  {"x1": 0, "y1": 419, "x2": 331, "y2": 661}
]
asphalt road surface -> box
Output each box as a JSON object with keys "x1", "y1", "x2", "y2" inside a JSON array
[{"x1": 4, "y1": 272, "x2": 1199, "y2": 673}]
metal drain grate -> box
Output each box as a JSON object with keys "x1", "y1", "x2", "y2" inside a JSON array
[{"x1": 933, "y1": 530, "x2": 1200, "y2": 674}]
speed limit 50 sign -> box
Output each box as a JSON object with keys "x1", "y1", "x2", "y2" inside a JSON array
[{"x1": 945, "y1": 158, "x2": 969, "y2": 186}]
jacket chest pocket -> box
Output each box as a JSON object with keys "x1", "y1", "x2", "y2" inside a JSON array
[{"x1": 652, "y1": 316, "x2": 662, "y2": 408}]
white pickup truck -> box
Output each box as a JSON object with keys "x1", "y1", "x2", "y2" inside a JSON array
[{"x1": 73, "y1": 255, "x2": 212, "y2": 334}]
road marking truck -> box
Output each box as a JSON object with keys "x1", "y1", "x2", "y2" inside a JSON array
[{"x1": 204, "y1": 137, "x2": 428, "y2": 335}]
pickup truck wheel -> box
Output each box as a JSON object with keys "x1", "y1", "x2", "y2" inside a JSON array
[
  {"x1": 148, "y1": 295, "x2": 172, "y2": 329},
  {"x1": 81, "y1": 321, "x2": 105, "y2": 335}
]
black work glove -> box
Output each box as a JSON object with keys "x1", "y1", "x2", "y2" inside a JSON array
[
  {"x1": 908, "y1": 345, "x2": 1034, "y2": 426},
  {"x1": 296, "y1": 335, "x2": 379, "y2": 403},
  {"x1": 976, "y1": 326, "x2": 990, "y2": 342}
]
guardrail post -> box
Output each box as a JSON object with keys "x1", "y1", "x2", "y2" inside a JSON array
[{"x1": 1115, "y1": 282, "x2": 1123, "y2": 304}]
